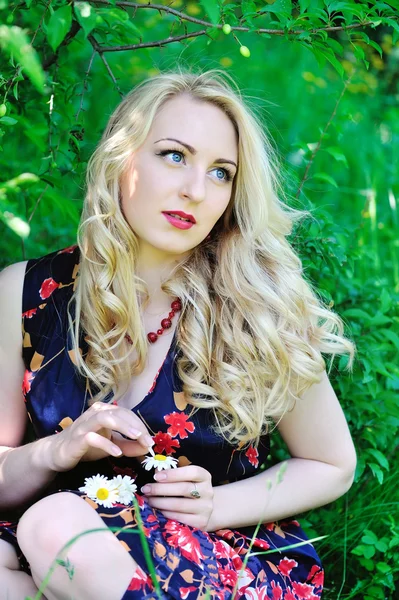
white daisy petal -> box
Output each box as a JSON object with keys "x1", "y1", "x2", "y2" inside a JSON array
[
  {"x1": 141, "y1": 453, "x2": 178, "y2": 471},
  {"x1": 111, "y1": 475, "x2": 137, "y2": 506},
  {"x1": 78, "y1": 474, "x2": 120, "y2": 507}
]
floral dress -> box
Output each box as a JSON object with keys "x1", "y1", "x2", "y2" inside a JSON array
[{"x1": 0, "y1": 246, "x2": 324, "y2": 599}]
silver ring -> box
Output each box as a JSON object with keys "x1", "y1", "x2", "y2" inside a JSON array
[{"x1": 190, "y1": 482, "x2": 201, "y2": 499}]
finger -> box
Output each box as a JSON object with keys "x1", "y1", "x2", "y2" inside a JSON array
[
  {"x1": 80, "y1": 412, "x2": 153, "y2": 449},
  {"x1": 157, "y1": 511, "x2": 204, "y2": 529},
  {"x1": 153, "y1": 465, "x2": 210, "y2": 483},
  {"x1": 111, "y1": 436, "x2": 150, "y2": 458},
  {"x1": 140, "y1": 482, "x2": 207, "y2": 498},
  {"x1": 112, "y1": 430, "x2": 154, "y2": 452},
  {"x1": 82, "y1": 431, "x2": 123, "y2": 457},
  {"x1": 146, "y1": 497, "x2": 205, "y2": 514}
]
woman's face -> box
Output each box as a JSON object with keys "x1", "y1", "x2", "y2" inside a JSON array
[{"x1": 119, "y1": 94, "x2": 238, "y2": 259}]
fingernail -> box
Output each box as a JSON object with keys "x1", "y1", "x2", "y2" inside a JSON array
[
  {"x1": 111, "y1": 445, "x2": 122, "y2": 456},
  {"x1": 144, "y1": 435, "x2": 154, "y2": 447},
  {"x1": 154, "y1": 472, "x2": 167, "y2": 481},
  {"x1": 129, "y1": 428, "x2": 142, "y2": 438},
  {"x1": 141, "y1": 485, "x2": 151, "y2": 494}
]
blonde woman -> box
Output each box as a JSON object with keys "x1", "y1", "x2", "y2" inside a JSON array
[{"x1": 0, "y1": 70, "x2": 357, "y2": 599}]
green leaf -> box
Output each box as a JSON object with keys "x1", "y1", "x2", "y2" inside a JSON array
[
  {"x1": 342, "y1": 308, "x2": 370, "y2": 320},
  {"x1": 262, "y1": 0, "x2": 293, "y2": 17},
  {"x1": 369, "y1": 462, "x2": 384, "y2": 484},
  {"x1": 200, "y1": 0, "x2": 220, "y2": 24},
  {"x1": 0, "y1": 116, "x2": 17, "y2": 125},
  {"x1": 367, "y1": 449, "x2": 389, "y2": 470},
  {"x1": 74, "y1": 2, "x2": 97, "y2": 37},
  {"x1": 324, "y1": 146, "x2": 348, "y2": 165},
  {"x1": 381, "y1": 329, "x2": 399, "y2": 350},
  {"x1": 0, "y1": 211, "x2": 30, "y2": 238},
  {"x1": 362, "y1": 530, "x2": 378, "y2": 544},
  {"x1": 299, "y1": 0, "x2": 311, "y2": 12},
  {"x1": 375, "y1": 540, "x2": 388, "y2": 552},
  {"x1": 363, "y1": 545, "x2": 376, "y2": 559},
  {"x1": 312, "y1": 172, "x2": 338, "y2": 187},
  {"x1": 379, "y1": 287, "x2": 392, "y2": 314},
  {"x1": 0, "y1": 25, "x2": 45, "y2": 93},
  {"x1": 47, "y1": 4, "x2": 72, "y2": 52},
  {"x1": 376, "y1": 562, "x2": 391, "y2": 574}
]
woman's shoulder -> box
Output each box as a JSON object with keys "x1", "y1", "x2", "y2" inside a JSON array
[{"x1": 22, "y1": 244, "x2": 80, "y2": 313}]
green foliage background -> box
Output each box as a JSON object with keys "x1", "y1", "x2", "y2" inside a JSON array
[{"x1": 1, "y1": 1, "x2": 399, "y2": 598}]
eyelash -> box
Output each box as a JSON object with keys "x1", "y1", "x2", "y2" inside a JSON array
[{"x1": 156, "y1": 148, "x2": 234, "y2": 183}]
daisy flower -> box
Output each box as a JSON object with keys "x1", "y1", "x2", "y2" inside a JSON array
[
  {"x1": 141, "y1": 446, "x2": 178, "y2": 471},
  {"x1": 111, "y1": 475, "x2": 137, "y2": 505},
  {"x1": 78, "y1": 474, "x2": 119, "y2": 508}
]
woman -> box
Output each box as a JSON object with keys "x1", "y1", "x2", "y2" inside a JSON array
[{"x1": 0, "y1": 69, "x2": 357, "y2": 599}]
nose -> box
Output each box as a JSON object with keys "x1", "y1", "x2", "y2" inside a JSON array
[{"x1": 179, "y1": 166, "x2": 206, "y2": 203}]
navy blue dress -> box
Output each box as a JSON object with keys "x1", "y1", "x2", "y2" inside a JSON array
[{"x1": 0, "y1": 246, "x2": 324, "y2": 599}]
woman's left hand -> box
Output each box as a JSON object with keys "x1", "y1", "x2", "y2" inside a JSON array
[{"x1": 140, "y1": 465, "x2": 214, "y2": 531}]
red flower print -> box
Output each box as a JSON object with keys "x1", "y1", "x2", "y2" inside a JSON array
[
  {"x1": 22, "y1": 308, "x2": 37, "y2": 319},
  {"x1": 307, "y1": 565, "x2": 324, "y2": 587},
  {"x1": 180, "y1": 587, "x2": 197, "y2": 599},
  {"x1": 220, "y1": 567, "x2": 238, "y2": 588},
  {"x1": 153, "y1": 431, "x2": 180, "y2": 455},
  {"x1": 214, "y1": 539, "x2": 232, "y2": 560},
  {"x1": 245, "y1": 445, "x2": 259, "y2": 468},
  {"x1": 164, "y1": 521, "x2": 204, "y2": 564},
  {"x1": 22, "y1": 370, "x2": 34, "y2": 396},
  {"x1": 164, "y1": 411, "x2": 195, "y2": 439},
  {"x1": 39, "y1": 278, "x2": 59, "y2": 299},
  {"x1": 292, "y1": 581, "x2": 317, "y2": 599},
  {"x1": 237, "y1": 567, "x2": 256, "y2": 595},
  {"x1": 58, "y1": 245, "x2": 77, "y2": 254},
  {"x1": 127, "y1": 564, "x2": 153, "y2": 591},
  {"x1": 252, "y1": 537, "x2": 270, "y2": 550},
  {"x1": 271, "y1": 581, "x2": 283, "y2": 600},
  {"x1": 147, "y1": 514, "x2": 158, "y2": 524},
  {"x1": 278, "y1": 557, "x2": 298, "y2": 577},
  {"x1": 245, "y1": 586, "x2": 269, "y2": 600},
  {"x1": 284, "y1": 590, "x2": 296, "y2": 600}
]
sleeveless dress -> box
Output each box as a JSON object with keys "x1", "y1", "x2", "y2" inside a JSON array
[{"x1": 0, "y1": 246, "x2": 324, "y2": 599}]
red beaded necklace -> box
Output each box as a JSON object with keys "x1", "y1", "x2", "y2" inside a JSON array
[{"x1": 125, "y1": 298, "x2": 182, "y2": 345}]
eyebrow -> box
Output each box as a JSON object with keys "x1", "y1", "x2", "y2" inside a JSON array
[{"x1": 154, "y1": 137, "x2": 238, "y2": 169}]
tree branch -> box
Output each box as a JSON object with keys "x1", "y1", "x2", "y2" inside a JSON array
[
  {"x1": 94, "y1": 29, "x2": 207, "y2": 53},
  {"x1": 88, "y1": 35, "x2": 124, "y2": 97},
  {"x1": 75, "y1": 49, "x2": 96, "y2": 121},
  {"x1": 295, "y1": 71, "x2": 355, "y2": 199},
  {"x1": 86, "y1": 1, "x2": 380, "y2": 36}
]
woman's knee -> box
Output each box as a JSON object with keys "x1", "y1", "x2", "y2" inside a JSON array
[
  {"x1": 17, "y1": 492, "x2": 90, "y2": 559},
  {"x1": 0, "y1": 539, "x2": 20, "y2": 570}
]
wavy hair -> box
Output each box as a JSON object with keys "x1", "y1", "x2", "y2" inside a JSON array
[{"x1": 68, "y1": 67, "x2": 354, "y2": 448}]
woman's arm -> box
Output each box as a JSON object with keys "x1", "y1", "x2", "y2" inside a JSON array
[
  {"x1": 0, "y1": 262, "x2": 155, "y2": 511},
  {"x1": 208, "y1": 371, "x2": 357, "y2": 531},
  {"x1": 0, "y1": 262, "x2": 60, "y2": 510}
]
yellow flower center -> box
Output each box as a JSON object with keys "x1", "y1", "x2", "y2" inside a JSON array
[
  {"x1": 154, "y1": 454, "x2": 167, "y2": 461},
  {"x1": 96, "y1": 487, "x2": 110, "y2": 500}
]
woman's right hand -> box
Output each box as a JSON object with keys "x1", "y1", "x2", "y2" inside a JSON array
[{"x1": 49, "y1": 403, "x2": 154, "y2": 472}]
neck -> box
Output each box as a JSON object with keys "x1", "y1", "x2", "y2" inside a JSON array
[{"x1": 135, "y1": 242, "x2": 187, "y2": 312}]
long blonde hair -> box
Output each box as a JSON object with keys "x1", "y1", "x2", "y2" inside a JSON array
[{"x1": 69, "y1": 68, "x2": 354, "y2": 448}]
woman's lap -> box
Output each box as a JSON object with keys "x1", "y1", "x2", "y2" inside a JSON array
[{"x1": 0, "y1": 490, "x2": 324, "y2": 600}]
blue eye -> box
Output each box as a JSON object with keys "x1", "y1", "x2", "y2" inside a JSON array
[
  {"x1": 157, "y1": 149, "x2": 184, "y2": 163},
  {"x1": 170, "y1": 151, "x2": 183, "y2": 163},
  {"x1": 157, "y1": 148, "x2": 233, "y2": 182}
]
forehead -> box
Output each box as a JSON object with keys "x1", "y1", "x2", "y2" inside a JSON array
[{"x1": 148, "y1": 95, "x2": 238, "y2": 158}]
